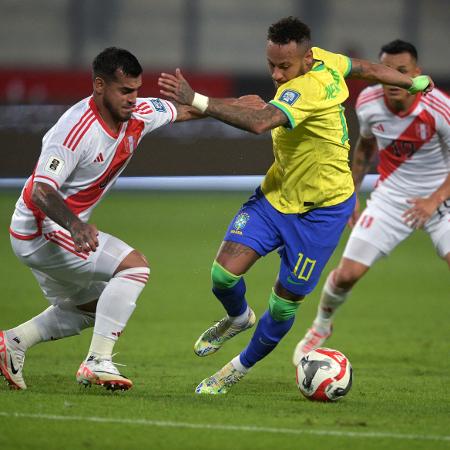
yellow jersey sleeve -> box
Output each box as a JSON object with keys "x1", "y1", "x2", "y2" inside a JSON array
[
  {"x1": 269, "y1": 77, "x2": 320, "y2": 129},
  {"x1": 311, "y1": 47, "x2": 352, "y2": 77}
]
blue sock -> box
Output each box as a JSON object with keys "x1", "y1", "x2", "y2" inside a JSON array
[
  {"x1": 239, "y1": 310, "x2": 295, "y2": 368},
  {"x1": 212, "y1": 277, "x2": 248, "y2": 317}
]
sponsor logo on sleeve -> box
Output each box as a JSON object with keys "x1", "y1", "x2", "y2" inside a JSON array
[
  {"x1": 150, "y1": 99, "x2": 167, "y2": 113},
  {"x1": 279, "y1": 89, "x2": 300, "y2": 106},
  {"x1": 44, "y1": 156, "x2": 64, "y2": 175}
]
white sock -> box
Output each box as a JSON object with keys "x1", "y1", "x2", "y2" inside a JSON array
[
  {"x1": 89, "y1": 267, "x2": 149, "y2": 359},
  {"x1": 231, "y1": 355, "x2": 250, "y2": 374},
  {"x1": 7, "y1": 302, "x2": 95, "y2": 352},
  {"x1": 229, "y1": 306, "x2": 250, "y2": 326},
  {"x1": 314, "y1": 270, "x2": 350, "y2": 332}
]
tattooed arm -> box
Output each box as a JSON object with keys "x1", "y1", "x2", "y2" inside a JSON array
[
  {"x1": 349, "y1": 58, "x2": 434, "y2": 93},
  {"x1": 158, "y1": 69, "x2": 287, "y2": 134},
  {"x1": 348, "y1": 135, "x2": 378, "y2": 227},
  {"x1": 31, "y1": 182, "x2": 99, "y2": 252}
]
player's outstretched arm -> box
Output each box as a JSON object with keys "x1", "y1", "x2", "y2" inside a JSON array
[
  {"x1": 402, "y1": 173, "x2": 450, "y2": 229},
  {"x1": 349, "y1": 58, "x2": 434, "y2": 94},
  {"x1": 31, "y1": 182, "x2": 99, "y2": 252},
  {"x1": 159, "y1": 69, "x2": 287, "y2": 133},
  {"x1": 348, "y1": 135, "x2": 378, "y2": 227}
]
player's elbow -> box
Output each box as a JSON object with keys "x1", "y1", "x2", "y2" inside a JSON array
[{"x1": 31, "y1": 182, "x2": 53, "y2": 205}]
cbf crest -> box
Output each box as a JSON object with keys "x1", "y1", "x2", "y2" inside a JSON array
[{"x1": 231, "y1": 212, "x2": 250, "y2": 235}]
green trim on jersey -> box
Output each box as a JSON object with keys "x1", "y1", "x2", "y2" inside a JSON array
[
  {"x1": 311, "y1": 60, "x2": 325, "y2": 72},
  {"x1": 338, "y1": 105, "x2": 349, "y2": 144},
  {"x1": 344, "y1": 57, "x2": 352, "y2": 78},
  {"x1": 269, "y1": 100, "x2": 296, "y2": 129}
]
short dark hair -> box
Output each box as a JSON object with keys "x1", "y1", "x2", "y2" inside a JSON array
[
  {"x1": 267, "y1": 16, "x2": 311, "y2": 45},
  {"x1": 379, "y1": 40, "x2": 418, "y2": 61},
  {"x1": 92, "y1": 47, "x2": 143, "y2": 81}
]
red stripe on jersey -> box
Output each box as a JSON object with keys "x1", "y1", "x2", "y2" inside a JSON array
[
  {"x1": 65, "y1": 111, "x2": 95, "y2": 150},
  {"x1": 33, "y1": 175, "x2": 59, "y2": 190},
  {"x1": 427, "y1": 93, "x2": 450, "y2": 113},
  {"x1": 9, "y1": 227, "x2": 42, "y2": 240},
  {"x1": 51, "y1": 230, "x2": 90, "y2": 257},
  {"x1": 44, "y1": 234, "x2": 88, "y2": 260},
  {"x1": 378, "y1": 109, "x2": 436, "y2": 181},
  {"x1": 22, "y1": 170, "x2": 46, "y2": 236},
  {"x1": 356, "y1": 88, "x2": 383, "y2": 105},
  {"x1": 89, "y1": 97, "x2": 123, "y2": 138},
  {"x1": 63, "y1": 108, "x2": 93, "y2": 147},
  {"x1": 423, "y1": 100, "x2": 450, "y2": 125},
  {"x1": 69, "y1": 115, "x2": 96, "y2": 151},
  {"x1": 356, "y1": 93, "x2": 384, "y2": 109},
  {"x1": 64, "y1": 118, "x2": 145, "y2": 215}
]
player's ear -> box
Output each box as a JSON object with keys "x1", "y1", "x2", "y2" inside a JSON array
[{"x1": 93, "y1": 77, "x2": 106, "y2": 95}]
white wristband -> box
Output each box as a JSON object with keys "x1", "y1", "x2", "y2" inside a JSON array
[{"x1": 192, "y1": 92, "x2": 209, "y2": 113}]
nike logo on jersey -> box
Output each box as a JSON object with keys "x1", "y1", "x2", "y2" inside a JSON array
[
  {"x1": 10, "y1": 355, "x2": 19, "y2": 375},
  {"x1": 287, "y1": 276, "x2": 304, "y2": 285}
]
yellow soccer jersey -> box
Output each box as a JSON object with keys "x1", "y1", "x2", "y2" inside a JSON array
[{"x1": 261, "y1": 46, "x2": 355, "y2": 214}]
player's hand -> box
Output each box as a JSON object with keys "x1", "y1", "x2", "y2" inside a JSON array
[
  {"x1": 158, "y1": 68, "x2": 194, "y2": 106},
  {"x1": 347, "y1": 196, "x2": 361, "y2": 228},
  {"x1": 408, "y1": 75, "x2": 434, "y2": 95},
  {"x1": 235, "y1": 95, "x2": 267, "y2": 110},
  {"x1": 402, "y1": 197, "x2": 438, "y2": 229},
  {"x1": 69, "y1": 221, "x2": 99, "y2": 253}
]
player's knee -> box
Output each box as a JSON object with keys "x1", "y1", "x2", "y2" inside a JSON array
[
  {"x1": 116, "y1": 249, "x2": 149, "y2": 273},
  {"x1": 211, "y1": 260, "x2": 241, "y2": 289},
  {"x1": 334, "y1": 265, "x2": 363, "y2": 290},
  {"x1": 269, "y1": 289, "x2": 303, "y2": 321}
]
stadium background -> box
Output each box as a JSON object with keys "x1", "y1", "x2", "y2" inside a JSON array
[
  {"x1": 0, "y1": 0, "x2": 449, "y2": 179},
  {"x1": 0, "y1": 2, "x2": 449, "y2": 450}
]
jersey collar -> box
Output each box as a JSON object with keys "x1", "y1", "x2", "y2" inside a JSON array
[
  {"x1": 383, "y1": 92, "x2": 422, "y2": 118},
  {"x1": 89, "y1": 97, "x2": 124, "y2": 139}
]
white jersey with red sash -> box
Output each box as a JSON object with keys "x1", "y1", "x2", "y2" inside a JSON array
[{"x1": 10, "y1": 96, "x2": 176, "y2": 239}]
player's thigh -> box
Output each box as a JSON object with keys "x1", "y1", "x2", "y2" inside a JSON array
[
  {"x1": 11, "y1": 229, "x2": 134, "y2": 305},
  {"x1": 347, "y1": 196, "x2": 412, "y2": 259},
  {"x1": 218, "y1": 189, "x2": 281, "y2": 274},
  {"x1": 277, "y1": 195, "x2": 355, "y2": 296},
  {"x1": 424, "y1": 206, "x2": 450, "y2": 264}
]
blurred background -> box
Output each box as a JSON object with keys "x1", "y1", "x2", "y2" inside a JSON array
[{"x1": 0, "y1": 0, "x2": 449, "y2": 180}]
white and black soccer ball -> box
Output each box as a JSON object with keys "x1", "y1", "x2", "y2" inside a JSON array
[{"x1": 296, "y1": 347, "x2": 352, "y2": 402}]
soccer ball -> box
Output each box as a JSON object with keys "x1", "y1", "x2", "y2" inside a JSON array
[{"x1": 296, "y1": 347, "x2": 352, "y2": 402}]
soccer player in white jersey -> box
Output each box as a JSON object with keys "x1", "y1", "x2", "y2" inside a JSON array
[
  {"x1": 0, "y1": 47, "x2": 207, "y2": 391},
  {"x1": 293, "y1": 40, "x2": 450, "y2": 366}
]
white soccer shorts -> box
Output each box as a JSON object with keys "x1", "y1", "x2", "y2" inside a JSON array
[
  {"x1": 343, "y1": 191, "x2": 450, "y2": 267},
  {"x1": 10, "y1": 228, "x2": 134, "y2": 306}
]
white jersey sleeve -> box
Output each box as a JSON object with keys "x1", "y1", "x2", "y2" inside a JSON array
[
  {"x1": 355, "y1": 85, "x2": 384, "y2": 139},
  {"x1": 133, "y1": 98, "x2": 177, "y2": 137}
]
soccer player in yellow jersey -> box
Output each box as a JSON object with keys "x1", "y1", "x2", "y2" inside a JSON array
[{"x1": 158, "y1": 17, "x2": 434, "y2": 394}]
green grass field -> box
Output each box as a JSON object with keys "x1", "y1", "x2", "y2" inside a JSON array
[{"x1": 0, "y1": 191, "x2": 449, "y2": 450}]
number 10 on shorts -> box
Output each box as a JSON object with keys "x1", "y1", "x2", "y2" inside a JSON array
[{"x1": 293, "y1": 253, "x2": 316, "y2": 281}]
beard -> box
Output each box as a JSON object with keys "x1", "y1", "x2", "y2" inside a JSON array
[{"x1": 103, "y1": 96, "x2": 130, "y2": 123}]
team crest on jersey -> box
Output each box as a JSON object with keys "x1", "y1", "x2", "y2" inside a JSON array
[
  {"x1": 44, "y1": 155, "x2": 64, "y2": 175},
  {"x1": 124, "y1": 136, "x2": 136, "y2": 154},
  {"x1": 150, "y1": 99, "x2": 167, "y2": 113},
  {"x1": 231, "y1": 212, "x2": 250, "y2": 235},
  {"x1": 415, "y1": 122, "x2": 432, "y2": 140},
  {"x1": 279, "y1": 89, "x2": 300, "y2": 106}
]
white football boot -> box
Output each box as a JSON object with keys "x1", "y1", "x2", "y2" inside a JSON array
[
  {"x1": 0, "y1": 330, "x2": 27, "y2": 390},
  {"x1": 194, "y1": 308, "x2": 256, "y2": 357},
  {"x1": 292, "y1": 324, "x2": 332, "y2": 367},
  {"x1": 76, "y1": 355, "x2": 133, "y2": 391}
]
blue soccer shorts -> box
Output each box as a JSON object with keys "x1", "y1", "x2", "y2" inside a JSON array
[{"x1": 223, "y1": 188, "x2": 356, "y2": 296}]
